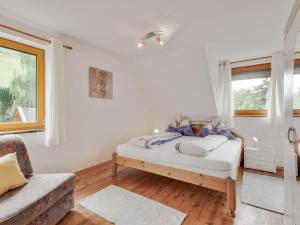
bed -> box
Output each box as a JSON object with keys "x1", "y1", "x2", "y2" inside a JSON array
[{"x1": 112, "y1": 129, "x2": 244, "y2": 217}]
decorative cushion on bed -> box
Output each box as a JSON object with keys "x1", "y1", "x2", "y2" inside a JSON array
[
  {"x1": 202, "y1": 117, "x2": 235, "y2": 139},
  {"x1": 175, "y1": 115, "x2": 189, "y2": 127},
  {"x1": 167, "y1": 125, "x2": 194, "y2": 136},
  {"x1": 167, "y1": 115, "x2": 194, "y2": 136},
  {"x1": 199, "y1": 127, "x2": 215, "y2": 137},
  {"x1": 178, "y1": 125, "x2": 194, "y2": 136},
  {"x1": 0, "y1": 153, "x2": 28, "y2": 196},
  {"x1": 190, "y1": 122, "x2": 204, "y2": 135},
  {"x1": 218, "y1": 128, "x2": 235, "y2": 139}
]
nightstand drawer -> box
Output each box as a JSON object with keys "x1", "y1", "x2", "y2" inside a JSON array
[
  {"x1": 244, "y1": 159, "x2": 275, "y2": 173},
  {"x1": 245, "y1": 150, "x2": 275, "y2": 162}
]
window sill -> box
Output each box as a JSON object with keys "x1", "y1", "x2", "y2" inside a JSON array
[
  {"x1": 234, "y1": 110, "x2": 267, "y2": 117},
  {"x1": 234, "y1": 109, "x2": 300, "y2": 117},
  {"x1": 234, "y1": 115, "x2": 267, "y2": 117},
  {"x1": 0, "y1": 129, "x2": 45, "y2": 136}
]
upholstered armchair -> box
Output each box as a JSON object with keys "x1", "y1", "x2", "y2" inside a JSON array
[{"x1": 0, "y1": 135, "x2": 75, "y2": 225}]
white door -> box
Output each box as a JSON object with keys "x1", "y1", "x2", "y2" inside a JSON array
[{"x1": 283, "y1": 1, "x2": 300, "y2": 224}]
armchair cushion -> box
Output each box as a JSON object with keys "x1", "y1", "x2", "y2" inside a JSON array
[{"x1": 0, "y1": 173, "x2": 75, "y2": 225}]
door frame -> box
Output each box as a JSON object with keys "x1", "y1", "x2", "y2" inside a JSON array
[{"x1": 283, "y1": 1, "x2": 300, "y2": 224}]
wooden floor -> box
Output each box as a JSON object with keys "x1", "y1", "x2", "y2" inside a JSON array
[{"x1": 59, "y1": 162, "x2": 285, "y2": 225}]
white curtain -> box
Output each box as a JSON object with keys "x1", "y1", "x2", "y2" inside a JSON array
[
  {"x1": 45, "y1": 38, "x2": 66, "y2": 147},
  {"x1": 217, "y1": 60, "x2": 234, "y2": 128},
  {"x1": 269, "y1": 52, "x2": 284, "y2": 128}
]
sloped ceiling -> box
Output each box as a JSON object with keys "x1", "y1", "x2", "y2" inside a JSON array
[
  {"x1": 0, "y1": 0, "x2": 295, "y2": 128},
  {"x1": 0, "y1": 0, "x2": 294, "y2": 58}
]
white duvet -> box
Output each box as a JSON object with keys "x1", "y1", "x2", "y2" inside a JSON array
[{"x1": 117, "y1": 136, "x2": 242, "y2": 179}]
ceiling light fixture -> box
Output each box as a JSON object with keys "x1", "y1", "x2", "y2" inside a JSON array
[
  {"x1": 137, "y1": 41, "x2": 145, "y2": 48},
  {"x1": 137, "y1": 31, "x2": 164, "y2": 48},
  {"x1": 156, "y1": 36, "x2": 164, "y2": 46}
]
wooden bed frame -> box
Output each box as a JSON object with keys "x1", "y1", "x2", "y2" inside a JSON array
[{"x1": 111, "y1": 131, "x2": 244, "y2": 217}]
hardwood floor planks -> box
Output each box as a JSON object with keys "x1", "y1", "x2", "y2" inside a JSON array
[{"x1": 58, "y1": 162, "x2": 285, "y2": 225}]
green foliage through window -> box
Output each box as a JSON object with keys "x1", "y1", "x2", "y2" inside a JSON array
[
  {"x1": 0, "y1": 46, "x2": 36, "y2": 123},
  {"x1": 232, "y1": 78, "x2": 270, "y2": 110}
]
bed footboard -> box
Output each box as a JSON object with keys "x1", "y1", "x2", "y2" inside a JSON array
[
  {"x1": 112, "y1": 152, "x2": 117, "y2": 177},
  {"x1": 111, "y1": 153, "x2": 237, "y2": 217},
  {"x1": 227, "y1": 178, "x2": 236, "y2": 216}
]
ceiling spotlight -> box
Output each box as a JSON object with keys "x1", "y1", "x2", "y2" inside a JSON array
[
  {"x1": 137, "y1": 31, "x2": 164, "y2": 48},
  {"x1": 137, "y1": 42, "x2": 145, "y2": 48},
  {"x1": 156, "y1": 36, "x2": 164, "y2": 46}
]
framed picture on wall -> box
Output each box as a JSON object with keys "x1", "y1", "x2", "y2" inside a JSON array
[{"x1": 89, "y1": 67, "x2": 113, "y2": 99}]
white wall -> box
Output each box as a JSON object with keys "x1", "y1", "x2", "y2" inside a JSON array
[
  {"x1": 10, "y1": 38, "x2": 149, "y2": 173},
  {"x1": 130, "y1": 46, "x2": 217, "y2": 133},
  {"x1": 1, "y1": 7, "x2": 294, "y2": 172}
]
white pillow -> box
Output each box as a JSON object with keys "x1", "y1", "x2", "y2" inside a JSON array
[{"x1": 0, "y1": 153, "x2": 28, "y2": 195}]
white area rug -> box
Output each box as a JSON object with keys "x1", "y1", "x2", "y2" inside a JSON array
[
  {"x1": 80, "y1": 185, "x2": 187, "y2": 225},
  {"x1": 241, "y1": 172, "x2": 284, "y2": 214}
]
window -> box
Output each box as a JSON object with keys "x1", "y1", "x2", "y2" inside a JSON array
[
  {"x1": 232, "y1": 64, "x2": 271, "y2": 117},
  {"x1": 0, "y1": 37, "x2": 45, "y2": 132},
  {"x1": 293, "y1": 59, "x2": 300, "y2": 116}
]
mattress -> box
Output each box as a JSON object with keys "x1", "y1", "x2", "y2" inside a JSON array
[{"x1": 117, "y1": 136, "x2": 242, "y2": 179}]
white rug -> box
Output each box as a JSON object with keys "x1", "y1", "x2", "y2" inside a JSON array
[
  {"x1": 241, "y1": 172, "x2": 284, "y2": 214},
  {"x1": 80, "y1": 185, "x2": 187, "y2": 225}
]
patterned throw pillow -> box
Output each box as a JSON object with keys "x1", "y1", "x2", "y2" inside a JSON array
[
  {"x1": 199, "y1": 127, "x2": 216, "y2": 137},
  {"x1": 190, "y1": 122, "x2": 204, "y2": 136},
  {"x1": 167, "y1": 125, "x2": 194, "y2": 136},
  {"x1": 166, "y1": 125, "x2": 180, "y2": 133},
  {"x1": 201, "y1": 117, "x2": 235, "y2": 139},
  {"x1": 177, "y1": 125, "x2": 194, "y2": 136},
  {"x1": 218, "y1": 128, "x2": 235, "y2": 140}
]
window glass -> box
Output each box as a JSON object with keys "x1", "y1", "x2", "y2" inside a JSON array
[
  {"x1": 232, "y1": 77, "x2": 271, "y2": 110},
  {"x1": 0, "y1": 46, "x2": 37, "y2": 124},
  {"x1": 293, "y1": 74, "x2": 300, "y2": 109}
]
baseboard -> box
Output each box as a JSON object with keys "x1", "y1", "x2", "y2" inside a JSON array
[
  {"x1": 75, "y1": 160, "x2": 112, "y2": 175},
  {"x1": 277, "y1": 166, "x2": 284, "y2": 171}
]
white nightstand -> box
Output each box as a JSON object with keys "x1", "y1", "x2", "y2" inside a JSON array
[{"x1": 244, "y1": 147, "x2": 276, "y2": 173}]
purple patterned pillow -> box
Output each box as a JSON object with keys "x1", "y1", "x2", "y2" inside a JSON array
[
  {"x1": 217, "y1": 129, "x2": 235, "y2": 140},
  {"x1": 199, "y1": 128, "x2": 216, "y2": 137},
  {"x1": 177, "y1": 125, "x2": 194, "y2": 136},
  {"x1": 166, "y1": 126, "x2": 180, "y2": 133},
  {"x1": 167, "y1": 125, "x2": 194, "y2": 136}
]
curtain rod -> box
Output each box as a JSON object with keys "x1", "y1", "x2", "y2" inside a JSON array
[
  {"x1": 0, "y1": 24, "x2": 73, "y2": 50},
  {"x1": 230, "y1": 56, "x2": 271, "y2": 64},
  {"x1": 229, "y1": 50, "x2": 300, "y2": 65}
]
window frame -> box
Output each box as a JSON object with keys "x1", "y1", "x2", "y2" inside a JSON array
[
  {"x1": 232, "y1": 63, "x2": 271, "y2": 117},
  {"x1": 293, "y1": 59, "x2": 300, "y2": 117},
  {"x1": 234, "y1": 109, "x2": 267, "y2": 117},
  {"x1": 233, "y1": 60, "x2": 300, "y2": 117},
  {"x1": 0, "y1": 37, "x2": 45, "y2": 132}
]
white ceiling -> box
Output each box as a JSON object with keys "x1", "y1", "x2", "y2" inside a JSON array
[{"x1": 0, "y1": 0, "x2": 295, "y2": 58}]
